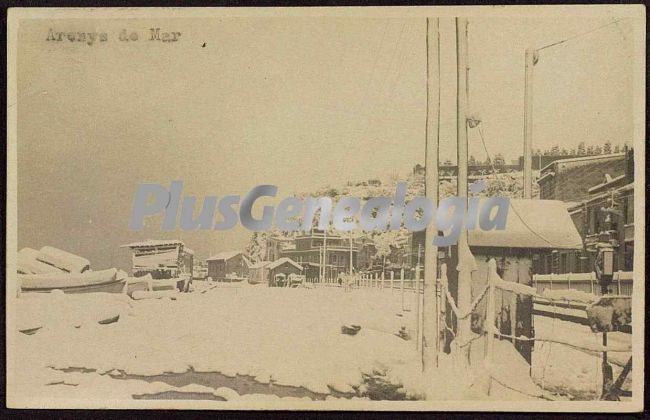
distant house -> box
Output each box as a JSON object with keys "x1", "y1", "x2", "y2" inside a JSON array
[
  {"x1": 277, "y1": 229, "x2": 360, "y2": 280},
  {"x1": 121, "y1": 239, "x2": 193, "y2": 279},
  {"x1": 266, "y1": 236, "x2": 295, "y2": 261},
  {"x1": 536, "y1": 153, "x2": 627, "y2": 202},
  {"x1": 206, "y1": 251, "x2": 251, "y2": 281},
  {"x1": 267, "y1": 257, "x2": 303, "y2": 287}
]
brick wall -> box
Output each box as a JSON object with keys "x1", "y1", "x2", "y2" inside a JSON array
[{"x1": 540, "y1": 156, "x2": 626, "y2": 201}]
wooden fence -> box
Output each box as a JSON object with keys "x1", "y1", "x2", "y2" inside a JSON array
[{"x1": 306, "y1": 270, "x2": 424, "y2": 290}]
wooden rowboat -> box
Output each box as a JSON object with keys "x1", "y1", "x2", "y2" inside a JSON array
[{"x1": 19, "y1": 268, "x2": 126, "y2": 294}]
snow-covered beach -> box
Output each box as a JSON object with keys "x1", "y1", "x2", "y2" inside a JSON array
[{"x1": 9, "y1": 283, "x2": 629, "y2": 406}]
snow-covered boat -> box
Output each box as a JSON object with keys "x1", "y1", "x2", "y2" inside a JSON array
[{"x1": 19, "y1": 268, "x2": 126, "y2": 294}]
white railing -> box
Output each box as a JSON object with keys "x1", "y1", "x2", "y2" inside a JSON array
[{"x1": 533, "y1": 271, "x2": 633, "y2": 296}]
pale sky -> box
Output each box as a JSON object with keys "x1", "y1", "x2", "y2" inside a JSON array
[{"x1": 16, "y1": 16, "x2": 635, "y2": 270}]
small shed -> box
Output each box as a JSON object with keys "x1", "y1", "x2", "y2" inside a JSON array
[
  {"x1": 206, "y1": 251, "x2": 251, "y2": 281},
  {"x1": 248, "y1": 261, "x2": 271, "y2": 285},
  {"x1": 267, "y1": 257, "x2": 303, "y2": 287},
  {"x1": 121, "y1": 239, "x2": 193, "y2": 279},
  {"x1": 445, "y1": 199, "x2": 583, "y2": 363}
]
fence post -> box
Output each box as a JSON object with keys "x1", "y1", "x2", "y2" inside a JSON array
[
  {"x1": 567, "y1": 272, "x2": 571, "y2": 289},
  {"x1": 616, "y1": 271, "x2": 622, "y2": 295},
  {"x1": 485, "y1": 259, "x2": 498, "y2": 396},
  {"x1": 391, "y1": 270, "x2": 394, "y2": 293},
  {"x1": 400, "y1": 268, "x2": 405, "y2": 311},
  {"x1": 381, "y1": 271, "x2": 385, "y2": 291}
]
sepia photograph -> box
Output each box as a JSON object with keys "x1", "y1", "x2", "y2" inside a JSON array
[{"x1": 5, "y1": 5, "x2": 645, "y2": 411}]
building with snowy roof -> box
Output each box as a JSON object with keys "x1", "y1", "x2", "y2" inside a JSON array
[
  {"x1": 266, "y1": 257, "x2": 303, "y2": 287},
  {"x1": 537, "y1": 152, "x2": 628, "y2": 202},
  {"x1": 440, "y1": 198, "x2": 584, "y2": 365},
  {"x1": 536, "y1": 148, "x2": 635, "y2": 275},
  {"x1": 206, "y1": 250, "x2": 251, "y2": 282},
  {"x1": 121, "y1": 239, "x2": 194, "y2": 280}
]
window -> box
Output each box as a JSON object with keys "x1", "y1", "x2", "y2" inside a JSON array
[
  {"x1": 626, "y1": 195, "x2": 634, "y2": 224},
  {"x1": 624, "y1": 244, "x2": 634, "y2": 271},
  {"x1": 560, "y1": 253, "x2": 568, "y2": 274},
  {"x1": 575, "y1": 252, "x2": 583, "y2": 273}
]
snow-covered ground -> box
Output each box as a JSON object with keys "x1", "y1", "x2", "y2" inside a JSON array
[
  {"x1": 8, "y1": 284, "x2": 624, "y2": 406},
  {"x1": 531, "y1": 316, "x2": 632, "y2": 400}
]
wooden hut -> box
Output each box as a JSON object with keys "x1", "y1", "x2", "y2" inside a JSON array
[
  {"x1": 444, "y1": 199, "x2": 583, "y2": 364},
  {"x1": 206, "y1": 251, "x2": 251, "y2": 282},
  {"x1": 267, "y1": 257, "x2": 303, "y2": 287},
  {"x1": 121, "y1": 239, "x2": 193, "y2": 279}
]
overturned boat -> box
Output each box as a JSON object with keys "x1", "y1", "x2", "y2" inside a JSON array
[{"x1": 19, "y1": 268, "x2": 126, "y2": 294}]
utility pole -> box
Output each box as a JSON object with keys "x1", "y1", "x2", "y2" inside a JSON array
[
  {"x1": 422, "y1": 17, "x2": 440, "y2": 372},
  {"x1": 416, "y1": 243, "x2": 423, "y2": 351},
  {"x1": 455, "y1": 17, "x2": 472, "y2": 346},
  {"x1": 523, "y1": 47, "x2": 537, "y2": 198}
]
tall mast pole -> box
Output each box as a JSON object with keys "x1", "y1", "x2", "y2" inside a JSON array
[
  {"x1": 422, "y1": 17, "x2": 440, "y2": 372},
  {"x1": 323, "y1": 228, "x2": 328, "y2": 282},
  {"x1": 455, "y1": 17, "x2": 472, "y2": 346},
  {"x1": 523, "y1": 47, "x2": 536, "y2": 198}
]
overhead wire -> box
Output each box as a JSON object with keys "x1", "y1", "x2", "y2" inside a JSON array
[
  {"x1": 475, "y1": 125, "x2": 565, "y2": 248},
  {"x1": 536, "y1": 18, "x2": 625, "y2": 52}
]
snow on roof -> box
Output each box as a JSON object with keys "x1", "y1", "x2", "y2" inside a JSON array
[
  {"x1": 617, "y1": 182, "x2": 634, "y2": 192},
  {"x1": 206, "y1": 250, "x2": 243, "y2": 261},
  {"x1": 183, "y1": 247, "x2": 195, "y2": 255},
  {"x1": 535, "y1": 171, "x2": 554, "y2": 184},
  {"x1": 267, "y1": 257, "x2": 303, "y2": 271},
  {"x1": 539, "y1": 152, "x2": 625, "y2": 173},
  {"x1": 121, "y1": 239, "x2": 184, "y2": 248},
  {"x1": 587, "y1": 174, "x2": 627, "y2": 193},
  {"x1": 468, "y1": 199, "x2": 583, "y2": 250}
]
